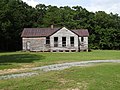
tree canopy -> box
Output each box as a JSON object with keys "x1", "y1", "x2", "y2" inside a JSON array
[{"x1": 0, "y1": 0, "x2": 120, "y2": 51}]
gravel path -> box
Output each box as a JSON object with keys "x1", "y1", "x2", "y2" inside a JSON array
[{"x1": 0, "y1": 60, "x2": 120, "y2": 80}]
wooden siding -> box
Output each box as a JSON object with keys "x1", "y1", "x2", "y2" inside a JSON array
[
  {"x1": 22, "y1": 27, "x2": 89, "y2": 52},
  {"x1": 22, "y1": 37, "x2": 49, "y2": 51},
  {"x1": 79, "y1": 37, "x2": 88, "y2": 51},
  {"x1": 50, "y1": 27, "x2": 79, "y2": 51}
]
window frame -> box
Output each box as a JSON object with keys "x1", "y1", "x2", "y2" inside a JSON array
[
  {"x1": 62, "y1": 37, "x2": 66, "y2": 47},
  {"x1": 46, "y1": 37, "x2": 50, "y2": 45},
  {"x1": 54, "y1": 37, "x2": 58, "y2": 47},
  {"x1": 81, "y1": 37, "x2": 84, "y2": 42},
  {"x1": 70, "y1": 37, "x2": 74, "y2": 47}
]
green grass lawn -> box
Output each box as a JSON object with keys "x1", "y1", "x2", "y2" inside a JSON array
[
  {"x1": 0, "y1": 50, "x2": 120, "y2": 90},
  {"x1": 0, "y1": 63, "x2": 120, "y2": 90},
  {"x1": 0, "y1": 50, "x2": 120, "y2": 70}
]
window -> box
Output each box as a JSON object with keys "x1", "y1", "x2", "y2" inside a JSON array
[
  {"x1": 81, "y1": 37, "x2": 84, "y2": 42},
  {"x1": 46, "y1": 37, "x2": 50, "y2": 45},
  {"x1": 70, "y1": 37, "x2": 74, "y2": 47},
  {"x1": 54, "y1": 37, "x2": 58, "y2": 47},
  {"x1": 62, "y1": 37, "x2": 66, "y2": 47}
]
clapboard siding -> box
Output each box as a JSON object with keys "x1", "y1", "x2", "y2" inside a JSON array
[{"x1": 22, "y1": 27, "x2": 89, "y2": 52}]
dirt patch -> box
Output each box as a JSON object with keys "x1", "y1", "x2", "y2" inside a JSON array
[
  {"x1": 67, "y1": 88, "x2": 80, "y2": 90},
  {"x1": 58, "y1": 78, "x2": 74, "y2": 85},
  {"x1": 47, "y1": 88, "x2": 80, "y2": 90},
  {"x1": 77, "y1": 81, "x2": 88, "y2": 90},
  {"x1": 0, "y1": 68, "x2": 30, "y2": 75}
]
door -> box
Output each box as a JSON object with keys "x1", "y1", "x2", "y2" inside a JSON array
[{"x1": 26, "y1": 41, "x2": 30, "y2": 50}]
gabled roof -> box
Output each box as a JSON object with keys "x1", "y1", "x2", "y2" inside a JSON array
[
  {"x1": 21, "y1": 27, "x2": 89, "y2": 37},
  {"x1": 21, "y1": 28, "x2": 59, "y2": 37},
  {"x1": 71, "y1": 29, "x2": 89, "y2": 37}
]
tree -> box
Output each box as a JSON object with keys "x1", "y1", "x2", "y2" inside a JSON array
[{"x1": 0, "y1": 0, "x2": 120, "y2": 51}]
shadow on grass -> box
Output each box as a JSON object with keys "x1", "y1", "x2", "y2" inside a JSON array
[{"x1": 0, "y1": 54, "x2": 45, "y2": 63}]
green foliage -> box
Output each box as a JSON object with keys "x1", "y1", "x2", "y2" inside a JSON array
[{"x1": 0, "y1": 0, "x2": 120, "y2": 51}]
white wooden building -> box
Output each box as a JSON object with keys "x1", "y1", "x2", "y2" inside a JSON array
[{"x1": 21, "y1": 27, "x2": 89, "y2": 52}]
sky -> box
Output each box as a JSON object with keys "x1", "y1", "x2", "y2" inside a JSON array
[{"x1": 22, "y1": 0, "x2": 120, "y2": 15}]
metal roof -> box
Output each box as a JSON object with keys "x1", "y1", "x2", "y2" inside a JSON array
[
  {"x1": 71, "y1": 29, "x2": 89, "y2": 37},
  {"x1": 21, "y1": 28, "x2": 89, "y2": 37},
  {"x1": 21, "y1": 28, "x2": 59, "y2": 37}
]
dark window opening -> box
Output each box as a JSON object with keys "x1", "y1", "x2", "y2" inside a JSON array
[
  {"x1": 62, "y1": 37, "x2": 66, "y2": 47},
  {"x1": 46, "y1": 37, "x2": 50, "y2": 44},
  {"x1": 70, "y1": 37, "x2": 74, "y2": 47},
  {"x1": 81, "y1": 37, "x2": 84, "y2": 42},
  {"x1": 54, "y1": 37, "x2": 58, "y2": 47}
]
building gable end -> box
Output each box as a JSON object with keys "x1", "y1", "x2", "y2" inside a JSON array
[{"x1": 50, "y1": 27, "x2": 78, "y2": 37}]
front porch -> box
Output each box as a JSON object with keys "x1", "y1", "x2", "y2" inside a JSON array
[{"x1": 44, "y1": 44, "x2": 79, "y2": 52}]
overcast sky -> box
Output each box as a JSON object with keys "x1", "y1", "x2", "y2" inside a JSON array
[{"x1": 22, "y1": 0, "x2": 120, "y2": 15}]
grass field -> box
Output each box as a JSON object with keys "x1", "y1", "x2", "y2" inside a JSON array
[
  {"x1": 0, "y1": 50, "x2": 120, "y2": 90},
  {"x1": 0, "y1": 50, "x2": 120, "y2": 70},
  {"x1": 0, "y1": 63, "x2": 120, "y2": 90}
]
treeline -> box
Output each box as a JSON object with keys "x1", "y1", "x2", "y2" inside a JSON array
[{"x1": 0, "y1": 0, "x2": 120, "y2": 51}]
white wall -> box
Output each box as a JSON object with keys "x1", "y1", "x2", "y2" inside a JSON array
[
  {"x1": 79, "y1": 37, "x2": 88, "y2": 51},
  {"x1": 50, "y1": 27, "x2": 79, "y2": 50},
  {"x1": 22, "y1": 37, "x2": 48, "y2": 51}
]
